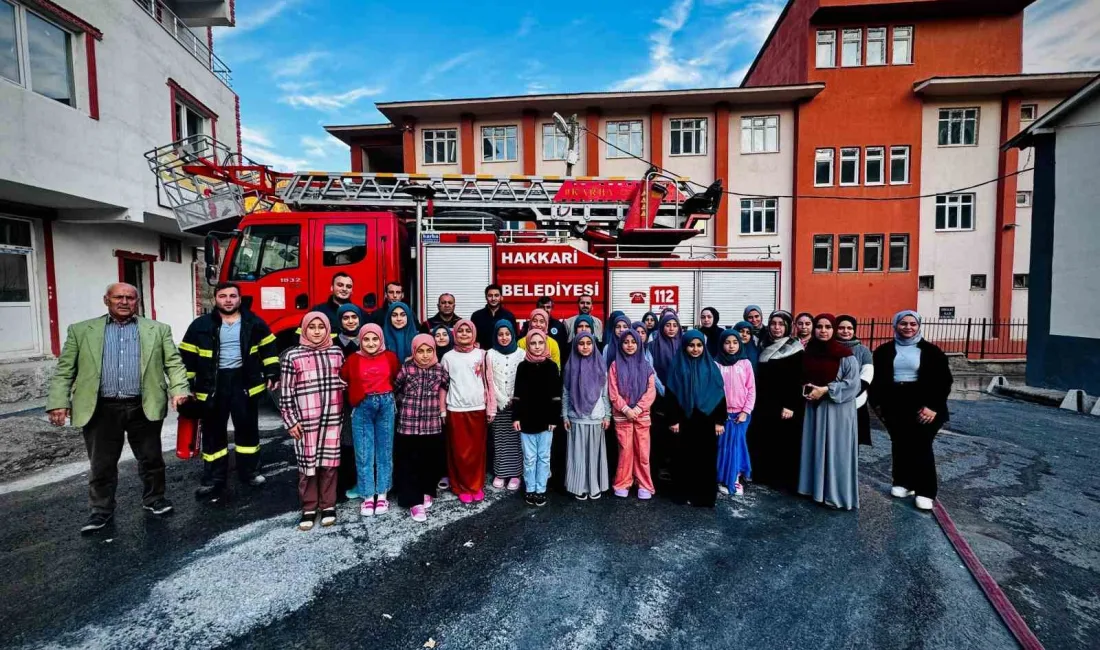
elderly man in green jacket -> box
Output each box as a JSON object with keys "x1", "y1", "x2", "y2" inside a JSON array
[{"x1": 47, "y1": 283, "x2": 190, "y2": 535}]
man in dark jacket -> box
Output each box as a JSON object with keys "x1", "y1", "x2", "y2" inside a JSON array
[
  {"x1": 421, "y1": 293, "x2": 461, "y2": 333},
  {"x1": 368, "y1": 281, "x2": 406, "y2": 325},
  {"x1": 180, "y1": 282, "x2": 280, "y2": 501},
  {"x1": 310, "y1": 272, "x2": 355, "y2": 330},
  {"x1": 470, "y1": 284, "x2": 517, "y2": 350}
]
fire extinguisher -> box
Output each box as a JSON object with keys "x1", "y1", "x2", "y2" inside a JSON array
[{"x1": 176, "y1": 398, "x2": 203, "y2": 460}]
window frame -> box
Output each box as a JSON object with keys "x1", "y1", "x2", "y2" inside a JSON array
[
  {"x1": 739, "y1": 197, "x2": 778, "y2": 235},
  {"x1": 837, "y1": 234, "x2": 859, "y2": 272},
  {"x1": 322, "y1": 223, "x2": 368, "y2": 267},
  {"x1": 866, "y1": 27, "x2": 887, "y2": 66},
  {"x1": 937, "y1": 107, "x2": 980, "y2": 146},
  {"x1": 888, "y1": 233, "x2": 910, "y2": 271},
  {"x1": 816, "y1": 29, "x2": 836, "y2": 68},
  {"x1": 669, "y1": 117, "x2": 707, "y2": 156},
  {"x1": 814, "y1": 148, "x2": 834, "y2": 187},
  {"x1": 970, "y1": 274, "x2": 987, "y2": 291},
  {"x1": 228, "y1": 223, "x2": 302, "y2": 281},
  {"x1": 935, "y1": 193, "x2": 976, "y2": 231},
  {"x1": 889, "y1": 145, "x2": 910, "y2": 185},
  {"x1": 1020, "y1": 104, "x2": 1037, "y2": 122},
  {"x1": 481, "y1": 124, "x2": 519, "y2": 163},
  {"x1": 863, "y1": 234, "x2": 884, "y2": 271},
  {"x1": 740, "y1": 115, "x2": 779, "y2": 154},
  {"x1": 606, "y1": 120, "x2": 644, "y2": 159},
  {"x1": 865, "y1": 146, "x2": 885, "y2": 185},
  {"x1": 813, "y1": 234, "x2": 834, "y2": 272},
  {"x1": 1016, "y1": 190, "x2": 1032, "y2": 207},
  {"x1": 1013, "y1": 273, "x2": 1029, "y2": 289},
  {"x1": 0, "y1": 0, "x2": 77, "y2": 108},
  {"x1": 174, "y1": 101, "x2": 209, "y2": 140},
  {"x1": 918, "y1": 275, "x2": 935, "y2": 290},
  {"x1": 423, "y1": 128, "x2": 458, "y2": 165},
  {"x1": 839, "y1": 147, "x2": 860, "y2": 186},
  {"x1": 541, "y1": 123, "x2": 569, "y2": 161},
  {"x1": 892, "y1": 26, "x2": 913, "y2": 65},
  {"x1": 841, "y1": 28, "x2": 862, "y2": 67}
]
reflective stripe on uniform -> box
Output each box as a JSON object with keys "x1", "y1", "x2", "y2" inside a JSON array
[
  {"x1": 260, "y1": 334, "x2": 276, "y2": 346},
  {"x1": 202, "y1": 448, "x2": 228, "y2": 462},
  {"x1": 186, "y1": 371, "x2": 196, "y2": 379},
  {"x1": 249, "y1": 345, "x2": 259, "y2": 354},
  {"x1": 248, "y1": 384, "x2": 267, "y2": 396},
  {"x1": 195, "y1": 392, "x2": 209, "y2": 401},
  {"x1": 179, "y1": 342, "x2": 199, "y2": 353},
  {"x1": 263, "y1": 356, "x2": 279, "y2": 366},
  {"x1": 235, "y1": 445, "x2": 260, "y2": 455},
  {"x1": 197, "y1": 348, "x2": 213, "y2": 358}
]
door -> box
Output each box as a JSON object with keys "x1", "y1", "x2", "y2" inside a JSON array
[
  {"x1": 310, "y1": 216, "x2": 374, "y2": 314},
  {"x1": 227, "y1": 221, "x2": 306, "y2": 332},
  {"x1": 0, "y1": 216, "x2": 41, "y2": 357},
  {"x1": 423, "y1": 244, "x2": 492, "y2": 322}
]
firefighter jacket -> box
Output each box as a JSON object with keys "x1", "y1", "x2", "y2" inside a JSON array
[{"x1": 179, "y1": 310, "x2": 279, "y2": 403}]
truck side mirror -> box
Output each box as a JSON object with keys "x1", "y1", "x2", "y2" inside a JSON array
[
  {"x1": 363, "y1": 292, "x2": 377, "y2": 310},
  {"x1": 203, "y1": 234, "x2": 220, "y2": 266},
  {"x1": 205, "y1": 264, "x2": 218, "y2": 286}
]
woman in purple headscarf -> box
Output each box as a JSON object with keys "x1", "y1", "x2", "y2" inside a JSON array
[
  {"x1": 609, "y1": 329, "x2": 658, "y2": 499},
  {"x1": 562, "y1": 333, "x2": 611, "y2": 500}
]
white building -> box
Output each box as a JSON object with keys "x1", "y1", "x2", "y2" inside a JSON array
[{"x1": 0, "y1": 0, "x2": 236, "y2": 389}]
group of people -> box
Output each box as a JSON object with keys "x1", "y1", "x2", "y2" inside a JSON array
[{"x1": 47, "y1": 276, "x2": 952, "y2": 536}]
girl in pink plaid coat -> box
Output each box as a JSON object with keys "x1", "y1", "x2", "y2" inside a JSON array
[{"x1": 280, "y1": 312, "x2": 347, "y2": 531}]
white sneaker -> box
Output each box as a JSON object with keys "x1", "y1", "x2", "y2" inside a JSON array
[
  {"x1": 915, "y1": 496, "x2": 935, "y2": 511},
  {"x1": 891, "y1": 486, "x2": 916, "y2": 498},
  {"x1": 734, "y1": 482, "x2": 744, "y2": 496},
  {"x1": 718, "y1": 484, "x2": 730, "y2": 495}
]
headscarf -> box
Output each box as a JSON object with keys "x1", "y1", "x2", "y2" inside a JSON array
[
  {"x1": 802, "y1": 313, "x2": 853, "y2": 386},
  {"x1": 298, "y1": 311, "x2": 333, "y2": 350},
  {"x1": 524, "y1": 330, "x2": 550, "y2": 363},
  {"x1": 613, "y1": 329, "x2": 654, "y2": 406},
  {"x1": 698, "y1": 307, "x2": 722, "y2": 357},
  {"x1": 356, "y1": 323, "x2": 386, "y2": 357},
  {"x1": 743, "y1": 305, "x2": 764, "y2": 334},
  {"x1": 572, "y1": 314, "x2": 596, "y2": 338},
  {"x1": 733, "y1": 321, "x2": 760, "y2": 368},
  {"x1": 835, "y1": 314, "x2": 861, "y2": 347},
  {"x1": 648, "y1": 312, "x2": 682, "y2": 381},
  {"x1": 836, "y1": 314, "x2": 872, "y2": 367},
  {"x1": 492, "y1": 319, "x2": 518, "y2": 354},
  {"x1": 794, "y1": 311, "x2": 815, "y2": 345},
  {"x1": 431, "y1": 324, "x2": 454, "y2": 357},
  {"x1": 335, "y1": 304, "x2": 363, "y2": 351},
  {"x1": 758, "y1": 310, "x2": 802, "y2": 363},
  {"x1": 383, "y1": 301, "x2": 416, "y2": 360},
  {"x1": 665, "y1": 329, "x2": 725, "y2": 415},
  {"x1": 642, "y1": 312, "x2": 658, "y2": 333},
  {"x1": 607, "y1": 310, "x2": 626, "y2": 326},
  {"x1": 603, "y1": 313, "x2": 633, "y2": 368},
  {"x1": 715, "y1": 328, "x2": 748, "y2": 366},
  {"x1": 452, "y1": 319, "x2": 478, "y2": 353},
  {"x1": 410, "y1": 333, "x2": 438, "y2": 369},
  {"x1": 564, "y1": 333, "x2": 606, "y2": 415},
  {"x1": 893, "y1": 310, "x2": 923, "y2": 346}
]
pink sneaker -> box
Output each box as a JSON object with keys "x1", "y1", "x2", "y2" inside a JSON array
[
  {"x1": 459, "y1": 493, "x2": 474, "y2": 504},
  {"x1": 638, "y1": 488, "x2": 653, "y2": 500},
  {"x1": 492, "y1": 477, "x2": 505, "y2": 489},
  {"x1": 734, "y1": 482, "x2": 744, "y2": 496},
  {"x1": 423, "y1": 495, "x2": 433, "y2": 509},
  {"x1": 374, "y1": 499, "x2": 389, "y2": 515},
  {"x1": 473, "y1": 489, "x2": 485, "y2": 502},
  {"x1": 506, "y1": 478, "x2": 521, "y2": 491},
  {"x1": 360, "y1": 499, "x2": 375, "y2": 516},
  {"x1": 614, "y1": 488, "x2": 629, "y2": 498},
  {"x1": 410, "y1": 505, "x2": 427, "y2": 522}
]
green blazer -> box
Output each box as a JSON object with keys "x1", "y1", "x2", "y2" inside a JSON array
[{"x1": 47, "y1": 316, "x2": 191, "y2": 428}]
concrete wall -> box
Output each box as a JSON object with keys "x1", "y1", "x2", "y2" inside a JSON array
[{"x1": 917, "y1": 99, "x2": 1000, "y2": 321}]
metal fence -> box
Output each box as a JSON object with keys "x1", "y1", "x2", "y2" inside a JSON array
[
  {"x1": 132, "y1": 0, "x2": 233, "y2": 87},
  {"x1": 855, "y1": 318, "x2": 1027, "y2": 359}
]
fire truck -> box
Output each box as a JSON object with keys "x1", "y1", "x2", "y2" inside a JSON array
[{"x1": 147, "y1": 135, "x2": 781, "y2": 347}]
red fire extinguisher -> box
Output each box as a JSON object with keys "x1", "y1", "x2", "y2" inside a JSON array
[{"x1": 176, "y1": 398, "x2": 202, "y2": 460}]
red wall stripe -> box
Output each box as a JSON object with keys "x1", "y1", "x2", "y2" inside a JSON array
[
  {"x1": 85, "y1": 36, "x2": 98, "y2": 120},
  {"x1": 42, "y1": 219, "x2": 61, "y2": 356}
]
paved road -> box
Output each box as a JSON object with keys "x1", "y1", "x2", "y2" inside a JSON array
[{"x1": 2, "y1": 397, "x2": 1094, "y2": 649}]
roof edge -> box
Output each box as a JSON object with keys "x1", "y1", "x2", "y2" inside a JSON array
[
  {"x1": 1005, "y1": 73, "x2": 1100, "y2": 150},
  {"x1": 739, "y1": 0, "x2": 797, "y2": 88}
]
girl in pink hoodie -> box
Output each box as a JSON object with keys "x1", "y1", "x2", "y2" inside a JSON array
[{"x1": 715, "y1": 329, "x2": 756, "y2": 496}]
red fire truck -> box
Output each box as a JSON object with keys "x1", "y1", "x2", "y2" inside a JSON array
[{"x1": 147, "y1": 135, "x2": 781, "y2": 346}]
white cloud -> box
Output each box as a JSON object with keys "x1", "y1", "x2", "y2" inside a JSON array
[
  {"x1": 273, "y1": 51, "x2": 329, "y2": 77},
  {"x1": 516, "y1": 14, "x2": 536, "y2": 38},
  {"x1": 300, "y1": 134, "x2": 347, "y2": 160},
  {"x1": 218, "y1": 0, "x2": 301, "y2": 39},
  {"x1": 280, "y1": 86, "x2": 385, "y2": 111},
  {"x1": 240, "y1": 125, "x2": 274, "y2": 149},
  {"x1": 613, "y1": 0, "x2": 699, "y2": 91},
  {"x1": 238, "y1": 127, "x2": 346, "y2": 172},
  {"x1": 421, "y1": 50, "x2": 480, "y2": 84},
  {"x1": 1024, "y1": 0, "x2": 1100, "y2": 72}
]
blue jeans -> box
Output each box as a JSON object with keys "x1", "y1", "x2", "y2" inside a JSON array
[
  {"x1": 351, "y1": 393, "x2": 395, "y2": 497},
  {"x1": 521, "y1": 431, "x2": 552, "y2": 494}
]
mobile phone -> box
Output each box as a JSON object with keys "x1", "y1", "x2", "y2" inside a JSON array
[{"x1": 803, "y1": 384, "x2": 813, "y2": 397}]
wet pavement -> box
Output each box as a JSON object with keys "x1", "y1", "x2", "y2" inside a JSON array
[{"x1": 1, "y1": 397, "x2": 1096, "y2": 649}]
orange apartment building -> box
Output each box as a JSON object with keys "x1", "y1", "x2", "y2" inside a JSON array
[{"x1": 328, "y1": 0, "x2": 1095, "y2": 320}]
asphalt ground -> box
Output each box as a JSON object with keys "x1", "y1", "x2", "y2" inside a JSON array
[{"x1": 1, "y1": 397, "x2": 1096, "y2": 649}]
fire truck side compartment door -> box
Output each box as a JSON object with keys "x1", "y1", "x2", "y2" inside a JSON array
[
  {"x1": 423, "y1": 245, "x2": 493, "y2": 321},
  {"x1": 698, "y1": 270, "x2": 778, "y2": 326},
  {"x1": 608, "y1": 269, "x2": 697, "y2": 327}
]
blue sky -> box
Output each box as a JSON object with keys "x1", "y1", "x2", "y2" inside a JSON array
[{"x1": 215, "y1": 0, "x2": 1099, "y2": 173}]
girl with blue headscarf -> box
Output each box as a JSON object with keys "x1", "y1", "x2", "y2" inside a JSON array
[
  {"x1": 487, "y1": 320, "x2": 526, "y2": 490},
  {"x1": 733, "y1": 320, "x2": 760, "y2": 369},
  {"x1": 663, "y1": 329, "x2": 728, "y2": 507},
  {"x1": 336, "y1": 304, "x2": 364, "y2": 356},
  {"x1": 383, "y1": 302, "x2": 417, "y2": 362},
  {"x1": 715, "y1": 329, "x2": 755, "y2": 496}
]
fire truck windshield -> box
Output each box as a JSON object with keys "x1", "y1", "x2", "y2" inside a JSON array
[{"x1": 229, "y1": 224, "x2": 301, "y2": 281}]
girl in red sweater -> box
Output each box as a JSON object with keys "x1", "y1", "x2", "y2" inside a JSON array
[{"x1": 339, "y1": 323, "x2": 399, "y2": 516}]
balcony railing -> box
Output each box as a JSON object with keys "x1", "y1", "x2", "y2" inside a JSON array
[{"x1": 132, "y1": 0, "x2": 232, "y2": 87}]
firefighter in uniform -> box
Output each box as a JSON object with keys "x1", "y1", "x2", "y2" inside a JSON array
[{"x1": 180, "y1": 282, "x2": 280, "y2": 500}]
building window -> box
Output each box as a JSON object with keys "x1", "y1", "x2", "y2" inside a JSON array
[
  {"x1": 839, "y1": 147, "x2": 860, "y2": 186},
  {"x1": 1020, "y1": 104, "x2": 1037, "y2": 122},
  {"x1": 323, "y1": 224, "x2": 367, "y2": 266},
  {"x1": 918, "y1": 275, "x2": 935, "y2": 290},
  {"x1": 841, "y1": 29, "x2": 862, "y2": 67},
  {"x1": 739, "y1": 198, "x2": 777, "y2": 235},
  {"x1": 838, "y1": 235, "x2": 859, "y2": 272},
  {"x1": 892, "y1": 26, "x2": 913, "y2": 64},
  {"x1": 424, "y1": 129, "x2": 458, "y2": 164},
  {"x1": 863, "y1": 234, "x2": 883, "y2": 271},
  {"x1": 935, "y1": 193, "x2": 975, "y2": 231},
  {"x1": 740, "y1": 115, "x2": 779, "y2": 154},
  {"x1": 938, "y1": 108, "x2": 979, "y2": 146},
  {"x1": 670, "y1": 118, "x2": 706, "y2": 156},
  {"x1": 889, "y1": 234, "x2": 909, "y2": 271},
  {"x1": 159, "y1": 237, "x2": 183, "y2": 263},
  {"x1": 606, "y1": 120, "x2": 643, "y2": 158},
  {"x1": 813, "y1": 235, "x2": 833, "y2": 272},
  {"x1": 482, "y1": 125, "x2": 518, "y2": 162},
  {"x1": 1016, "y1": 190, "x2": 1032, "y2": 207},
  {"x1": 970, "y1": 274, "x2": 987, "y2": 290},
  {"x1": 0, "y1": 1, "x2": 76, "y2": 106},
  {"x1": 865, "y1": 147, "x2": 884, "y2": 185},
  {"x1": 175, "y1": 101, "x2": 208, "y2": 140},
  {"x1": 816, "y1": 30, "x2": 836, "y2": 68},
  {"x1": 889, "y1": 145, "x2": 910, "y2": 184},
  {"x1": 814, "y1": 148, "x2": 834, "y2": 187},
  {"x1": 1013, "y1": 273, "x2": 1029, "y2": 289},
  {"x1": 866, "y1": 28, "x2": 886, "y2": 65},
  {"x1": 541, "y1": 124, "x2": 569, "y2": 161}
]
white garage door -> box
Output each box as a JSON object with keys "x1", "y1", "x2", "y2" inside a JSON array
[
  {"x1": 423, "y1": 245, "x2": 492, "y2": 322},
  {"x1": 698, "y1": 270, "x2": 778, "y2": 328},
  {"x1": 608, "y1": 269, "x2": 698, "y2": 327}
]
